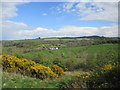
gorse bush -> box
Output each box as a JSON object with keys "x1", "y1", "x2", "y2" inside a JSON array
[
  {"x1": 86, "y1": 63, "x2": 120, "y2": 88},
  {"x1": 61, "y1": 63, "x2": 120, "y2": 88},
  {"x1": 52, "y1": 65, "x2": 65, "y2": 76},
  {"x1": 1, "y1": 55, "x2": 65, "y2": 80},
  {"x1": 101, "y1": 64, "x2": 113, "y2": 71},
  {"x1": 30, "y1": 64, "x2": 58, "y2": 80}
]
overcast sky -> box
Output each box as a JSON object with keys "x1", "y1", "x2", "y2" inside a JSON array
[{"x1": 1, "y1": 0, "x2": 119, "y2": 40}]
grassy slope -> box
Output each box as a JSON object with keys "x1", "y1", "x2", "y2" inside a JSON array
[
  {"x1": 18, "y1": 43, "x2": 118, "y2": 58},
  {"x1": 2, "y1": 42, "x2": 119, "y2": 70},
  {"x1": 1, "y1": 38, "x2": 94, "y2": 55},
  {"x1": 18, "y1": 44, "x2": 118, "y2": 68},
  {"x1": 2, "y1": 72, "x2": 71, "y2": 88}
]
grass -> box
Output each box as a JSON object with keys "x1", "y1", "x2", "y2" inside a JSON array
[
  {"x1": 76, "y1": 38, "x2": 91, "y2": 40},
  {"x1": 2, "y1": 72, "x2": 72, "y2": 88},
  {"x1": 13, "y1": 43, "x2": 118, "y2": 70},
  {"x1": 44, "y1": 38, "x2": 60, "y2": 41},
  {"x1": 2, "y1": 42, "x2": 119, "y2": 70}
]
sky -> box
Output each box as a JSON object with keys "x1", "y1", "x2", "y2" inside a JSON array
[{"x1": 1, "y1": 0, "x2": 119, "y2": 40}]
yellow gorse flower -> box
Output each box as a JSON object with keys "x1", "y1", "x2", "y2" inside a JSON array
[
  {"x1": 102, "y1": 64, "x2": 113, "y2": 71},
  {"x1": 76, "y1": 72, "x2": 90, "y2": 79},
  {"x1": 1, "y1": 54, "x2": 65, "y2": 80},
  {"x1": 52, "y1": 65, "x2": 65, "y2": 76}
]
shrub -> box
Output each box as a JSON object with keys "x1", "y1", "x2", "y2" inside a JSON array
[
  {"x1": 66, "y1": 63, "x2": 120, "y2": 88},
  {"x1": 1, "y1": 55, "x2": 58, "y2": 80},
  {"x1": 101, "y1": 64, "x2": 113, "y2": 71},
  {"x1": 86, "y1": 63, "x2": 120, "y2": 88},
  {"x1": 52, "y1": 65, "x2": 65, "y2": 76}
]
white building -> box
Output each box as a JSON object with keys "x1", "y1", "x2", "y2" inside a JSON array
[{"x1": 49, "y1": 47, "x2": 59, "y2": 50}]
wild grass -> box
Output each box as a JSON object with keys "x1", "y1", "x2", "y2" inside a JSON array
[{"x1": 2, "y1": 72, "x2": 72, "y2": 88}]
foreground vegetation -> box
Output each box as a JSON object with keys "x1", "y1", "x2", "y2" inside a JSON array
[
  {"x1": 1, "y1": 55, "x2": 64, "y2": 80},
  {"x1": 2, "y1": 72, "x2": 71, "y2": 88},
  {"x1": 1, "y1": 37, "x2": 120, "y2": 88},
  {"x1": 2, "y1": 63, "x2": 119, "y2": 88}
]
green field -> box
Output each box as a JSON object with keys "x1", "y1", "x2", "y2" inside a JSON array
[{"x1": 1, "y1": 38, "x2": 120, "y2": 88}]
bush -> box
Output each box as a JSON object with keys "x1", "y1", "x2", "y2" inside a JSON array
[
  {"x1": 52, "y1": 65, "x2": 65, "y2": 76},
  {"x1": 86, "y1": 63, "x2": 120, "y2": 88},
  {"x1": 1, "y1": 55, "x2": 58, "y2": 80},
  {"x1": 66, "y1": 63, "x2": 120, "y2": 88}
]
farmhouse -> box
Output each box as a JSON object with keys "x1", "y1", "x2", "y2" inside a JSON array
[{"x1": 49, "y1": 47, "x2": 59, "y2": 50}]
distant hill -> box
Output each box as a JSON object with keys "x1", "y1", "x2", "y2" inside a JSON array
[
  {"x1": 36, "y1": 36, "x2": 119, "y2": 40},
  {"x1": 37, "y1": 35, "x2": 103, "y2": 39}
]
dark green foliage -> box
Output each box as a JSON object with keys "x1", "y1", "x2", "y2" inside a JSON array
[{"x1": 86, "y1": 65, "x2": 120, "y2": 88}]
